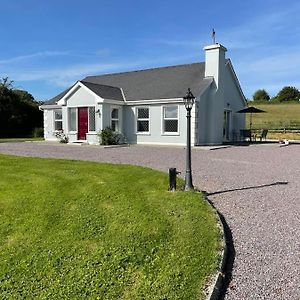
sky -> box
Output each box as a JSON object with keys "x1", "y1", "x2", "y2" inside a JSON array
[{"x1": 1, "y1": 0, "x2": 300, "y2": 101}]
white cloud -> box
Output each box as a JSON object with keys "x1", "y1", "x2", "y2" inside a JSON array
[
  {"x1": 11, "y1": 63, "x2": 125, "y2": 87},
  {"x1": 0, "y1": 51, "x2": 70, "y2": 65}
]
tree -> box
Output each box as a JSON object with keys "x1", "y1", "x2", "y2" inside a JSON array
[
  {"x1": 0, "y1": 77, "x2": 14, "y2": 89},
  {"x1": 13, "y1": 89, "x2": 35, "y2": 104},
  {"x1": 275, "y1": 86, "x2": 300, "y2": 102},
  {"x1": 0, "y1": 82, "x2": 43, "y2": 137},
  {"x1": 252, "y1": 89, "x2": 270, "y2": 102}
]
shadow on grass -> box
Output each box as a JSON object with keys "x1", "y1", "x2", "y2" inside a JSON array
[{"x1": 206, "y1": 181, "x2": 288, "y2": 196}]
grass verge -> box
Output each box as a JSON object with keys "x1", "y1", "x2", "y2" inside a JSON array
[
  {"x1": 0, "y1": 155, "x2": 220, "y2": 299},
  {"x1": 0, "y1": 137, "x2": 44, "y2": 143}
]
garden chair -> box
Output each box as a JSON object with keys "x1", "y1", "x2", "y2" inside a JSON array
[
  {"x1": 240, "y1": 129, "x2": 253, "y2": 141},
  {"x1": 255, "y1": 129, "x2": 268, "y2": 142}
]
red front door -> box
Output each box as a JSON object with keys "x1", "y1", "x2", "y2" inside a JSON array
[{"x1": 78, "y1": 107, "x2": 88, "y2": 140}]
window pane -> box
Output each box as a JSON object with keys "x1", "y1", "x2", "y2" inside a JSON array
[
  {"x1": 111, "y1": 120, "x2": 119, "y2": 132},
  {"x1": 89, "y1": 107, "x2": 96, "y2": 131},
  {"x1": 137, "y1": 120, "x2": 149, "y2": 132},
  {"x1": 69, "y1": 108, "x2": 76, "y2": 131},
  {"x1": 54, "y1": 109, "x2": 62, "y2": 120},
  {"x1": 164, "y1": 106, "x2": 178, "y2": 118},
  {"x1": 138, "y1": 108, "x2": 149, "y2": 119},
  {"x1": 164, "y1": 120, "x2": 178, "y2": 132},
  {"x1": 55, "y1": 121, "x2": 63, "y2": 131},
  {"x1": 111, "y1": 108, "x2": 119, "y2": 119}
]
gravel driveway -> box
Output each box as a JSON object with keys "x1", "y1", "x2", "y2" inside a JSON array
[{"x1": 0, "y1": 141, "x2": 299, "y2": 299}]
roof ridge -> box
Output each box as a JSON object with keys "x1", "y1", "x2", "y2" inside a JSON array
[
  {"x1": 80, "y1": 80, "x2": 121, "y2": 90},
  {"x1": 84, "y1": 61, "x2": 204, "y2": 79}
]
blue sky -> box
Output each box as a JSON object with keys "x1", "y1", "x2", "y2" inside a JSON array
[{"x1": 1, "y1": 0, "x2": 300, "y2": 101}]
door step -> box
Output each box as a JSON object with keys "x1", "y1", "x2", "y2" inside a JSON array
[{"x1": 69, "y1": 141, "x2": 88, "y2": 145}]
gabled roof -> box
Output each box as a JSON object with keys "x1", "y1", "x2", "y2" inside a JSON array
[
  {"x1": 84, "y1": 62, "x2": 207, "y2": 101},
  {"x1": 45, "y1": 62, "x2": 211, "y2": 104},
  {"x1": 80, "y1": 81, "x2": 124, "y2": 101},
  {"x1": 47, "y1": 85, "x2": 73, "y2": 105}
]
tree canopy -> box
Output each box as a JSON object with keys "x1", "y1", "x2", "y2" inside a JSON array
[
  {"x1": 0, "y1": 78, "x2": 43, "y2": 138},
  {"x1": 252, "y1": 89, "x2": 270, "y2": 102},
  {"x1": 274, "y1": 86, "x2": 300, "y2": 102}
]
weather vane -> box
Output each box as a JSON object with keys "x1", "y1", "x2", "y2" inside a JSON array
[{"x1": 212, "y1": 28, "x2": 216, "y2": 44}]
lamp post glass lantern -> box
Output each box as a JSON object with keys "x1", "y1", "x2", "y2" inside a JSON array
[{"x1": 183, "y1": 88, "x2": 195, "y2": 191}]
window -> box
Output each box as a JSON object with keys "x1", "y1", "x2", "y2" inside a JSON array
[
  {"x1": 89, "y1": 107, "x2": 96, "y2": 131},
  {"x1": 111, "y1": 108, "x2": 119, "y2": 131},
  {"x1": 136, "y1": 107, "x2": 149, "y2": 133},
  {"x1": 163, "y1": 106, "x2": 178, "y2": 133},
  {"x1": 69, "y1": 108, "x2": 77, "y2": 131},
  {"x1": 54, "y1": 109, "x2": 63, "y2": 131}
]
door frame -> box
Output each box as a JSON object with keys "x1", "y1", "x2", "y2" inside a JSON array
[
  {"x1": 223, "y1": 109, "x2": 232, "y2": 142},
  {"x1": 77, "y1": 107, "x2": 88, "y2": 140}
]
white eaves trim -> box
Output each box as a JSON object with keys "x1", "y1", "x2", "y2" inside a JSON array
[
  {"x1": 226, "y1": 59, "x2": 247, "y2": 105},
  {"x1": 39, "y1": 104, "x2": 62, "y2": 110},
  {"x1": 102, "y1": 99, "x2": 125, "y2": 105},
  {"x1": 126, "y1": 98, "x2": 184, "y2": 105},
  {"x1": 57, "y1": 81, "x2": 103, "y2": 105},
  {"x1": 120, "y1": 88, "x2": 127, "y2": 102}
]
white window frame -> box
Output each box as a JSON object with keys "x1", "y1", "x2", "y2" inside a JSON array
[
  {"x1": 136, "y1": 106, "x2": 150, "y2": 135},
  {"x1": 53, "y1": 109, "x2": 63, "y2": 131},
  {"x1": 88, "y1": 106, "x2": 96, "y2": 132},
  {"x1": 68, "y1": 107, "x2": 77, "y2": 132},
  {"x1": 161, "y1": 105, "x2": 179, "y2": 135},
  {"x1": 111, "y1": 106, "x2": 120, "y2": 132}
]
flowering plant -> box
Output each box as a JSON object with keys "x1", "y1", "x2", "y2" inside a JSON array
[{"x1": 54, "y1": 130, "x2": 69, "y2": 143}]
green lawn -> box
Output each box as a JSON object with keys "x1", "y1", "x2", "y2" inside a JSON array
[
  {"x1": 0, "y1": 155, "x2": 220, "y2": 299},
  {"x1": 0, "y1": 137, "x2": 44, "y2": 143}
]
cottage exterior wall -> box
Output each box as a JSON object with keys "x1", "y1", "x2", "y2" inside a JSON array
[
  {"x1": 43, "y1": 109, "x2": 57, "y2": 140},
  {"x1": 64, "y1": 86, "x2": 97, "y2": 107},
  {"x1": 224, "y1": 64, "x2": 246, "y2": 137},
  {"x1": 123, "y1": 104, "x2": 188, "y2": 146}
]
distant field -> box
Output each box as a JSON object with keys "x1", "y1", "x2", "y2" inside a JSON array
[{"x1": 246, "y1": 103, "x2": 300, "y2": 140}]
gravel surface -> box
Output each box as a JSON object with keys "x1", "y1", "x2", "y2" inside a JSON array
[{"x1": 0, "y1": 141, "x2": 300, "y2": 299}]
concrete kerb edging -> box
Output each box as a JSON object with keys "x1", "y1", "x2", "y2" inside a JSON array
[{"x1": 201, "y1": 191, "x2": 231, "y2": 300}]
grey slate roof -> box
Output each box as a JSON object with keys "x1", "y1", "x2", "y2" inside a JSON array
[
  {"x1": 46, "y1": 86, "x2": 73, "y2": 105},
  {"x1": 45, "y1": 62, "x2": 212, "y2": 104},
  {"x1": 80, "y1": 81, "x2": 124, "y2": 101}
]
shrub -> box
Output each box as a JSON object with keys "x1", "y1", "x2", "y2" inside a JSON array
[
  {"x1": 32, "y1": 127, "x2": 44, "y2": 138},
  {"x1": 98, "y1": 127, "x2": 125, "y2": 145},
  {"x1": 54, "y1": 130, "x2": 69, "y2": 143}
]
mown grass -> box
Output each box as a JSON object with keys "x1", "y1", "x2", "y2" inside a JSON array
[
  {"x1": 0, "y1": 137, "x2": 44, "y2": 143},
  {"x1": 246, "y1": 103, "x2": 300, "y2": 140},
  {"x1": 247, "y1": 103, "x2": 300, "y2": 130},
  {"x1": 0, "y1": 155, "x2": 220, "y2": 299}
]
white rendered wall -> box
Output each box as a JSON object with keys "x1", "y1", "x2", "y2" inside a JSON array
[
  {"x1": 224, "y1": 65, "x2": 246, "y2": 137},
  {"x1": 123, "y1": 103, "x2": 189, "y2": 146},
  {"x1": 65, "y1": 87, "x2": 104, "y2": 142},
  {"x1": 199, "y1": 44, "x2": 227, "y2": 145},
  {"x1": 43, "y1": 109, "x2": 57, "y2": 141},
  {"x1": 65, "y1": 86, "x2": 96, "y2": 107}
]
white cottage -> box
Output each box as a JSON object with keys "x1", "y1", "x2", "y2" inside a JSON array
[{"x1": 40, "y1": 43, "x2": 246, "y2": 146}]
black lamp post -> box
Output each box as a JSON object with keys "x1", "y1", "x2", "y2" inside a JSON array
[{"x1": 183, "y1": 88, "x2": 195, "y2": 191}]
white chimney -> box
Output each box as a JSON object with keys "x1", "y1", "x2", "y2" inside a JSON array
[{"x1": 204, "y1": 43, "x2": 227, "y2": 90}]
